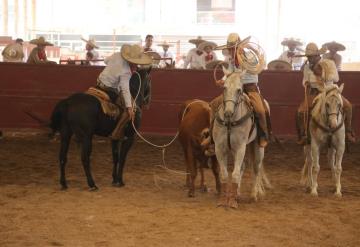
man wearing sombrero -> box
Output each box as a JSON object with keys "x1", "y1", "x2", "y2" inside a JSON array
[
  {"x1": 197, "y1": 40, "x2": 218, "y2": 69},
  {"x1": 204, "y1": 33, "x2": 270, "y2": 150},
  {"x1": 157, "y1": 41, "x2": 174, "y2": 68},
  {"x1": 183, "y1": 36, "x2": 206, "y2": 69},
  {"x1": 1, "y1": 38, "x2": 24, "y2": 62},
  {"x1": 296, "y1": 43, "x2": 355, "y2": 144},
  {"x1": 97, "y1": 44, "x2": 152, "y2": 140},
  {"x1": 81, "y1": 38, "x2": 100, "y2": 65},
  {"x1": 322, "y1": 41, "x2": 345, "y2": 70},
  {"x1": 278, "y1": 38, "x2": 303, "y2": 70},
  {"x1": 27, "y1": 36, "x2": 56, "y2": 64}
]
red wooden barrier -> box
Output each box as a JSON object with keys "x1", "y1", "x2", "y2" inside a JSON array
[{"x1": 0, "y1": 62, "x2": 359, "y2": 137}]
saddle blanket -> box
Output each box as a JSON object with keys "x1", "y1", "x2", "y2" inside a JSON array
[{"x1": 85, "y1": 87, "x2": 120, "y2": 118}]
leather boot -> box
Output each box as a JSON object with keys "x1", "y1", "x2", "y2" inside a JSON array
[
  {"x1": 228, "y1": 182, "x2": 239, "y2": 208},
  {"x1": 265, "y1": 111, "x2": 274, "y2": 142},
  {"x1": 296, "y1": 112, "x2": 307, "y2": 145},
  {"x1": 110, "y1": 112, "x2": 130, "y2": 140},
  {"x1": 217, "y1": 182, "x2": 228, "y2": 207}
]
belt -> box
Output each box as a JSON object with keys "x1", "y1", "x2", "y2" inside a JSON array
[{"x1": 96, "y1": 79, "x2": 118, "y2": 94}]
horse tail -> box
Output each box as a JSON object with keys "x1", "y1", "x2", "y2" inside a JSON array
[{"x1": 50, "y1": 99, "x2": 68, "y2": 133}]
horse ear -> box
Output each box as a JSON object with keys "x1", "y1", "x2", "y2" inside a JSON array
[
  {"x1": 147, "y1": 66, "x2": 152, "y2": 74},
  {"x1": 338, "y1": 83, "x2": 344, "y2": 93},
  {"x1": 222, "y1": 65, "x2": 232, "y2": 76}
]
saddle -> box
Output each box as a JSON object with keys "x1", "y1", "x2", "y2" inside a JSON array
[{"x1": 85, "y1": 87, "x2": 121, "y2": 118}]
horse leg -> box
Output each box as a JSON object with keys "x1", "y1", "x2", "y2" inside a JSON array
[
  {"x1": 251, "y1": 144, "x2": 265, "y2": 201},
  {"x1": 210, "y1": 156, "x2": 221, "y2": 195},
  {"x1": 301, "y1": 145, "x2": 312, "y2": 192},
  {"x1": 334, "y1": 142, "x2": 345, "y2": 197},
  {"x1": 59, "y1": 127, "x2": 72, "y2": 190},
  {"x1": 81, "y1": 136, "x2": 97, "y2": 190},
  {"x1": 310, "y1": 142, "x2": 320, "y2": 196},
  {"x1": 229, "y1": 144, "x2": 247, "y2": 208},
  {"x1": 186, "y1": 148, "x2": 197, "y2": 197},
  {"x1": 199, "y1": 164, "x2": 207, "y2": 193},
  {"x1": 215, "y1": 145, "x2": 228, "y2": 207},
  {"x1": 111, "y1": 140, "x2": 120, "y2": 186}
]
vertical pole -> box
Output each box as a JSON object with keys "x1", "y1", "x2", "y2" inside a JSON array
[
  {"x1": 14, "y1": 0, "x2": 19, "y2": 36},
  {"x1": 23, "y1": 0, "x2": 28, "y2": 38},
  {"x1": 112, "y1": 29, "x2": 116, "y2": 53},
  {"x1": 31, "y1": 0, "x2": 36, "y2": 33},
  {"x1": 2, "y1": 0, "x2": 8, "y2": 35}
]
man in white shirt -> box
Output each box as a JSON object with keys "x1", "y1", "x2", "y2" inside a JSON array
[
  {"x1": 197, "y1": 41, "x2": 218, "y2": 69},
  {"x1": 143, "y1": 34, "x2": 155, "y2": 52},
  {"x1": 157, "y1": 41, "x2": 174, "y2": 68},
  {"x1": 97, "y1": 44, "x2": 152, "y2": 139},
  {"x1": 183, "y1": 36, "x2": 206, "y2": 69},
  {"x1": 278, "y1": 38, "x2": 304, "y2": 70},
  {"x1": 82, "y1": 38, "x2": 101, "y2": 65},
  {"x1": 296, "y1": 43, "x2": 355, "y2": 144},
  {"x1": 322, "y1": 41, "x2": 345, "y2": 71}
]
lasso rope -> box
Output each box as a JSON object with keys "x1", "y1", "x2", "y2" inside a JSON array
[{"x1": 130, "y1": 71, "x2": 206, "y2": 180}]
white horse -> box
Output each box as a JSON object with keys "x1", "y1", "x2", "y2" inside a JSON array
[
  {"x1": 213, "y1": 67, "x2": 270, "y2": 208},
  {"x1": 301, "y1": 84, "x2": 345, "y2": 197}
]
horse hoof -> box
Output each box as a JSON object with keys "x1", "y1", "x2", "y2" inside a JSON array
[
  {"x1": 200, "y1": 185, "x2": 208, "y2": 193},
  {"x1": 188, "y1": 191, "x2": 195, "y2": 197},
  {"x1": 334, "y1": 192, "x2": 342, "y2": 198},
  {"x1": 228, "y1": 198, "x2": 238, "y2": 209},
  {"x1": 60, "y1": 185, "x2": 68, "y2": 191},
  {"x1": 112, "y1": 182, "x2": 125, "y2": 187},
  {"x1": 89, "y1": 186, "x2": 99, "y2": 192},
  {"x1": 310, "y1": 190, "x2": 318, "y2": 197},
  {"x1": 217, "y1": 197, "x2": 228, "y2": 208}
]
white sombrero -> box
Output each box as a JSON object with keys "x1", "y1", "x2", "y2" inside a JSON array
[
  {"x1": 144, "y1": 51, "x2": 161, "y2": 65},
  {"x1": 81, "y1": 38, "x2": 99, "y2": 49},
  {"x1": 281, "y1": 38, "x2": 303, "y2": 47},
  {"x1": 267, "y1": 60, "x2": 292, "y2": 71},
  {"x1": 2, "y1": 43, "x2": 24, "y2": 61},
  {"x1": 322, "y1": 41, "x2": 346, "y2": 52},
  {"x1": 198, "y1": 41, "x2": 217, "y2": 51},
  {"x1": 29, "y1": 36, "x2": 53, "y2": 46},
  {"x1": 215, "y1": 33, "x2": 251, "y2": 50},
  {"x1": 121, "y1": 44, "x2": 152, "y2": 65},
  {"x1": 189, "y1": 36, "x2": 206, "y2": 45},
  {"x1": 157, "y1": 41, "x2": 174, "y2": 48}
]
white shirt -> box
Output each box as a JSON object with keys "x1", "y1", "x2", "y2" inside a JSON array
[
  {"x1": 200, "y1": 51, "x2": 218, "y2": 69},
  {"x1": 88, "y1": 49, "x2": 103, "y2": 66},
  {"x1": 302, "y1": 59, "x2": 338, "y2": 89},
  {"x1": 183, "y1": 48, "x2": 204, "y2": 69},
  {"x1": 278, "y1": 50, "x2": 303, "y2": 70},
  {"x1": 159, "y1": 50, "x2": 174, "y2": 68},
  {"x1": 224, "y1": 54, "x2": 258, "y2": 84},
  {"x1": 98, "y1": 52, "x2": 132, "y2": 108}
]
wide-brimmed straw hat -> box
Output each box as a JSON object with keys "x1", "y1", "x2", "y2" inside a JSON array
[
  {"x1": 296, "y1": 43, "x2": 327, "y2": 57},
  {"x1": 81, "y1": 38, "x2": 99, "y2": 49},
  {"x1": 29, "y1": 36, "x2": 53, "y2": 46},
  {"x1": 214, "y1": 33, "x2": 251, "y2": 50},
  {"x1": 144, "y1": 51, "x2": 161, "y2": 65},
  {"x1": 198, "y1": 41, "x2": 217, "y2": 51},
  {"x1": 157, "y1": 41, "x2": 174, "y2": 48},
  {"x1": 188, "y1": 36, "x2": 206, "y2": 45},
  {"x1": 2, "y1": 43, "x2": 24, "y2": 60},
  {"x1": 281, "y1": 38, "x2": 303, "y2": 47},
  {"x1": 121, "y1": 44, "x2": 152, "y2": 65},
  {"x1": 322, "y1": 41, "x2": 346, "y2": 52},
  {"x1": 267, "y1": 59, "x2": 292, "y2": 71}
]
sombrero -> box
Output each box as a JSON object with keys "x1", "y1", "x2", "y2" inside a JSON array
[
  {"x1": 295, "y1": 43, "x2": 327, "y2": 57},
  {"x1": 214, "y1": 33, "x2": 251, "y2": 50},
  {"x1": 281, "y1": 38, "x2": 303, "y2": 47},
  {"x1": 267, "y1": 60, "x2": 292, "y2": 71},
  {"x1": 198, "y1": 41, "x2": 217, "y2": 51},
  {"x1": 29, "y1": 36, "x2": 53, "y2": 46},
  {"x1": 189, "y1": 36, "x2": 206, "y2": 45},
  {"x1": 157, "y1": 41, "x2": 174, "y2": 48},
  {"x1": 121, "y1": 44, "x2": 152, "y2": 65},
  {"x1": 2, "y1": 43, "x2": 24, "y2": 61},
  {"x1": 81, "y1": 38, "x2": 99, "y2": 49},
  {"x1": 143, "y1": 51, "x2": 161, "y2": 65},
  {"x1": 322, "y1": 41, "x2": 345, "y2": 52}
]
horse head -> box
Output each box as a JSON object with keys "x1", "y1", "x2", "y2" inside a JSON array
[
  {"x1": 317, "y1": 84, "x2": 344, "y2": 129},
  {"x1": 222, "y1": 66, "x2": 245, "y2": 121},
  {"x1": 130, "y1": 66, "x2": 152, "y2": 107}
]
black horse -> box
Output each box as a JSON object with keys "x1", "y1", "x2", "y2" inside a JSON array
[{"x1": 50, "y1": 68, "x2": 151, "y2": 190}]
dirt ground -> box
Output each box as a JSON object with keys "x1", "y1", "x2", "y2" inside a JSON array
[{"x1": 0, "y1": 133, "x2": 360, "y2": 247}]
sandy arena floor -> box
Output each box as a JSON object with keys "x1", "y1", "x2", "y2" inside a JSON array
[{"x1": 0, "y1": 133, "x2": 360, "y2": 247}]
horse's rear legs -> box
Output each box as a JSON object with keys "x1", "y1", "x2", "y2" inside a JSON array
[
  {"x1": 81, "y1": 136, "x2": 97, "y2": 191},
  {"x1": 59, "y1": 128, "x2": 72, "y2": 190}
]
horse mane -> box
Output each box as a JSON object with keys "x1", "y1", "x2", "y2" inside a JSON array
[{"x1": 312, "y1": 84, "x2": 342, "y2": 120}]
